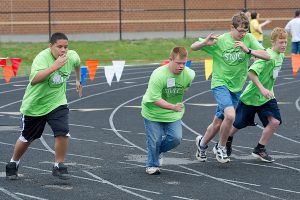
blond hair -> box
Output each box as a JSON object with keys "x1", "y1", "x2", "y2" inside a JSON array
[
  {"x1": 271, "y1": 27, "x2": 288, "y2": 41},
  {"x1": 170, "y1": 47, "x2": 188, "y2": 60}
]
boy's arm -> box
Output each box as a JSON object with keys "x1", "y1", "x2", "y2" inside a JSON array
[
  {"x1": 235, "y1": 41, "x2": 270, "y2": 60},
  {"x1": 248, "y1": 70, "x2": 274, "y2": 99},
  {"x1": 74, "y1": 65, "x2": 82, "y2": 97},
  {"x1": 154, "y1": 99, "x2": 182, "y2": 112},
  {"x1": 31, "y1": 54, "x2": 68, "y2": 86},
  {"x1": 191, "y1": 33, "x2": 218, "y2": 51}
]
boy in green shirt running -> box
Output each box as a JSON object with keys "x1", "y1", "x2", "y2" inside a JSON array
[
  {"x1": 6, "y1": 32, "x2": 82, "y2": 180},
  {"x1": 226, "y1": 27, "x2": 288, "y2": 162},
  {"x1": 141, "y1": 47, "x2": 195, "y2": 175},
  {"x1": 191, "y1": 12, "x2": 270, "y2": 163}
]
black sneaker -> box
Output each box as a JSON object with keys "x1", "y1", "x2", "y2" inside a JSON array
[
  {"x1": 226, "y1": 139, "x2": 232, "y2": 157},
  {"x1": 6, "y1": 162, "x2": 19, "y2": 180},
  {"x1": 252, "y1": 147, "x2": 274, "y2": 163},
  {"x1": 52, "y1": 163, "x2": 70, "y2": 180}
]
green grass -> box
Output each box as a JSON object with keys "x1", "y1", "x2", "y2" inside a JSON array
[{"x1": 0, "y1": 35, "x2": 291, "y2": 76}]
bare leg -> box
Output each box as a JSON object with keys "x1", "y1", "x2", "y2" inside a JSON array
[
  {"x1": 54, "y1": 136, "x2": 69, "y2": 163},
  {"x1": 219, "y1": 106, "x2": 235, "y2": 146},
  {"x1": 201, "y1": 116, "x2": 222, "y2": 145},
  {"x1": 11, "y1": 139, "x2": 33, "y2": 161},
  {"x1": 259, "y1": 116, "x2": 280, "y2": 145}
]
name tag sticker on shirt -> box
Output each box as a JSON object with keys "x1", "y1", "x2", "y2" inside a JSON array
[
  {"x1": 167, "y1": 78, "x2": 176, "y2": 88},
  {"x1": 273, "y1": 68, "x2": 280, "y2": 79}
]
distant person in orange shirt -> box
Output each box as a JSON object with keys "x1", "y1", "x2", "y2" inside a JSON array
[{"x1": 250, "y1": 11, "x2": 271, "y2": 44}]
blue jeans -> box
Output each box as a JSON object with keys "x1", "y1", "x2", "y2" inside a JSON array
[
  {"x1": 292, "y1": 41, "x2": 300, "y2": 54},
  {"x1": 212, "y1": 86, "x2": 241, "y2": 120},
  {"x1": 144, "y1": 118, "x2": 182, "y2": 167}
]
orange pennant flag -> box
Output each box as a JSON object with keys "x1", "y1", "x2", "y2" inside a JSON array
[
  {"x1": 204, "y1": 59, "x2": 213, "y2": 80},
  {"x1": 86, "y1": 60, "x2": 99, "y2": 81},
  {"x1": 161, "y1": 59, "x2": 170, "y2": 66},
  {"x1": 0, "y1": 58, "x2": 7, "y2": 67},
  {"x1": 3, "y1": 66, "x2": 13, "y2": 83},
  {"x1": 10, "y1": 58, "x2": 22, "y2": 77},
  {"x1": 292, "y1": 54, "x2": 300, "y2": 77}
]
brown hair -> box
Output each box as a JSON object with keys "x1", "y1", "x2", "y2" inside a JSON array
[
  {"x1": 232, "y1": 12, "x2": 249, "y2": 29},
  {"x1": 271, "y1": 27, "x2": 288, "y2": 41},
  {"x1": 170, "y1": 47, "x2": 188, "y2": 60}
]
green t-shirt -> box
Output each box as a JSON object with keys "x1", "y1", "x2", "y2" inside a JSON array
[
  {"x1": 141, "y1": 66, "x2": 195, "y2": 122},
  {"x1": 20, "y1": 48, "x2": 81, "y2": 116},
  {"x1": 240, "y1": 48, "x2": 284, "y2": 106},
  {"x1": 199, "y1": 32, "x2": 264, "y2": 92}
]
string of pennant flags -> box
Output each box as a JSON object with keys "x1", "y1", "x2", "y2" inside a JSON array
[{"x1": 1, "y1": 55, "x2": 300, "y2": 84}]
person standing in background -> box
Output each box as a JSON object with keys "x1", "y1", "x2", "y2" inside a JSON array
[
  {"x1": 250, "y1": 11, "x2": 272, "y2": 45},
  {"x1": 285, "y1": 10, "x2": 300, "y2": 54}
]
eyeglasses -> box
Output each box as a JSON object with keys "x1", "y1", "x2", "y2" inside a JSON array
[{"x1": 234, "y1": 27, "x2": 249, "y2": 34}]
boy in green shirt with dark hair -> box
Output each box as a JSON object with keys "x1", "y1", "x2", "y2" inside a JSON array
[
  {"x1": 226, "y1": 27, "x2": 288, "y2": 162},
  {"x1": 191, "y1": 12, "x2": 270, "y2": 163},
  {"x1": 6, "y1": 32, "x2": 82, "y2": 180}
]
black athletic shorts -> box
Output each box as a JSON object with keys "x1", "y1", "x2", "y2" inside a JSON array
[
  {"x1": 233, "y1": 99, "x2": 282, "y2": 129},
  {"x1": 20, "y1": 105, "x2": 69, "y2": 142}
]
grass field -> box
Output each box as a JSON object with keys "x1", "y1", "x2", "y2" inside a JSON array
[{"x1": 0, "y1": 35, "x2": 292, "y2": 77}]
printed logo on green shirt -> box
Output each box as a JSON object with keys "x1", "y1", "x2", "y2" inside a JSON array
[
  {"x1": 223, "y1": 48, "x2": 246, "y2": 66},
  {"x1": 48, "y1": 71, "x2": 69, "y2": 88},
  {"x1": 163, "y1": 83, "x2": 184, "y2": 98}
]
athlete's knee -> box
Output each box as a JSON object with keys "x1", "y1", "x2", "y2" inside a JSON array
[{"x1": 269, "y1": 118, "x2": 280, "y2": 128}]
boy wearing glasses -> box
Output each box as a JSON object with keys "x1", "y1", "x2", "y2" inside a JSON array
[
  {"x1": 141, "y1": 47, "x2": 195, "y2": 175},
  {"x1": 191, "y1": 12, "x2": 270, "y2": 163}
]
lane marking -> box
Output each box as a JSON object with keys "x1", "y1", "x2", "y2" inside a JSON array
[
  {"x1": 83, "y1": 170, "x2": 153, "y2": 200},
  {"x1": 103, "y1": 142, "x2": 134, "y2": 148},
  {"x1": 69, "y1": 123, "x2": 95, "y2": 128},
  {"x1": 70, "y1": 108, "x2": 112, "y2": 112},
  {"x1": 179, "y1": 165, "x2": 284, "y2": 200},
  {"x1": 271, "y1": 187, "x2": 300, "y2": 194},
  {"x1": 15, "y1": 193, "x2": 48, "y2": 200},
  {"x1": 0, "y1": 187, "x2": 23, "y2": 200},
  {"x1": 172, "y1": 196, "x2": 198, "y2": 200}
]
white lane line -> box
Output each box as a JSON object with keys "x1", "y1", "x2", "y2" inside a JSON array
[
  {"x1": 0, "y1": 111, "x2": 21, "y2": 115},
  {"x1": 185, "y1": 103, "x2": 217, "y2": 106},
  {"x1": 222, "y1": 179, "x2": 260, "y2": 187},
  {"x1": 15, "y1": 193, "x2": 48, "y2": 200},
  {"x1": 83, "y1": 170, "x2": 153, "y2": 200},
  {"x1": 179, "y1": 165, "x2": 284, "y2": 200},
  {"x1": 103, "y1": 142, "x2": 134, "y2": 148},
  {"x1": 120, "y1": 185, "x2": 161, "y2": 195},
  {"x1": 124, "y1": 106, "x2": 142, "y2": 108},
  {"x1": 0, "y1": 187, "x2": 23, "y2": 200},
  {"x1": 241, "y1": 162, "x2": 286, "y2": 170},
  {"x1": 43, "y1": 134, "x2": 98, "y2": 143},
  {"x1": 69, "y1": 123, "x2": 95, "y2": 128},
  {"x1": 256, "y1": 124, "x2": 300, "y2": 144},
  {"x1": 271, "y1": 187, "x2": 300, "y2": 194},
  {"x1": 109, "y1": 95, "x2": 147, "y2": 153},
  {"x1": 172, "y1": 196, "x2": 198, "y2": 200},
  {"x1": 273, "y1": 162, "x2": 300, "y2": 173},
  {"x1": 0, "y1": 141, "x2": 103, "y2": 160},
  {"x1": 296, "y1": 97, "x2": 300, "y2": 111},
  {"x1": 39, "y1": 136, "x2": 55, "y2": 154},
  {"x1": 70, "y1": 108, "x2": 112, "y2": 112},
  {"x1": 102, "y1": 128, "x2": 131, "y2": 133}
]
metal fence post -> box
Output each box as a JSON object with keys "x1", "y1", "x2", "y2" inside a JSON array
[
  {"x1": 183, "y1": 0, "x2": 186, "y2": 38},
  {"x1": 48, "y1": 0, "x2": 51, "y2": 41},
  {"x1": 119, "y1": 0, "x2": 122, "y2": 40}
]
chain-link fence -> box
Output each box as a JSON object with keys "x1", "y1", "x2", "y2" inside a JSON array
[{"x1": 0, "y1": 0, "x2": 299, "y2": 41}]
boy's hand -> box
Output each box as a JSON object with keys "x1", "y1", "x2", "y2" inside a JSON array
[
  {"x1": 260, "y1": 88, "x2": 274, "y2": 99},
  {"x1": 76, "y1": 80, "x2": 82, "y2": 97},
  {"x1": 204, "y1": 33, "x2": 219, "y2": 46}
]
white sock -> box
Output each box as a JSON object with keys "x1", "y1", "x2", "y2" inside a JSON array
[
  {"x1": 54, "y1": 162, "x2": 59, "y2": 168},
  {"x1": 218, "y1": 144, "x2": 226, "y2": 150},
  {"x1": 10, "y1": 159, "x2": 20, "y2": 166}
]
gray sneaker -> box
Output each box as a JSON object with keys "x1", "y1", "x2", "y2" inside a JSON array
[
  {"x1": 195, "y1": 136, "x2": 208, "y2": 161},
  {"x1": 252, "y1": 147, "x2": 274, "y2": 163},
  {"x1": 146, "y1": 167, "x2": 161, "y2": 175},
  {"x1": 52, "y1": 163, "x2": 71, "y2": 180}
]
